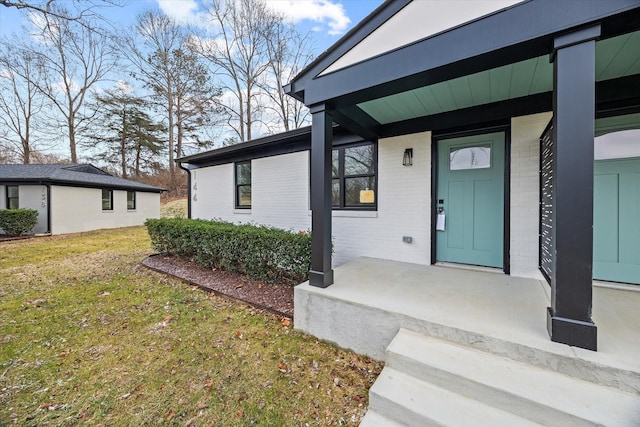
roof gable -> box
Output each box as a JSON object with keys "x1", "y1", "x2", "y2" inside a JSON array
[
  {"x1": 61, "y1": 164, "x2": 110, "y2": 175},
  {"x1": 292, "y1": 0, "x2": 640, "y2": 108},
  {"x1": 320, "y1": 0, "x2": 522, "y2": 76}
]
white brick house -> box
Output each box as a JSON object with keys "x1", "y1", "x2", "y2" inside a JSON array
[
  {"x1": 0, "y1": 164, "x2": 162, "y2": 235},
  {"x1": 179, "y1": 0, "x2": 640, "y2": 356}
]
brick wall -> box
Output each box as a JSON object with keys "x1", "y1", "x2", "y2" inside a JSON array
[
  {"x1": 509, "y1": 112, "x2": 552, "y2": 279},
  {"x1": 190, "y1": 114, "x2": 554, "y2": 279}
]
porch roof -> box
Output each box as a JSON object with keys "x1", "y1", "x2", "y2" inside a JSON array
[{"x1": 286, "y1": 0, "x2": 640, "y2": 139}]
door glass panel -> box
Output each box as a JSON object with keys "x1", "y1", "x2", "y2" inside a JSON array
[{"x1": 450, "y1": 145, "x2": 491, "y2": 170}]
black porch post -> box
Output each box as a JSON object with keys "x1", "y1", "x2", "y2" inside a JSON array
[
  {"x1": 309, "y1": 104, "x2": 334, "y2": 287},
  {"x1": 547, "y1": 25, "x2": 600, "y2": 351}
]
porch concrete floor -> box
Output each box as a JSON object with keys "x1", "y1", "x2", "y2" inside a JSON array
[{"x1": 295, "y1": 257, "x2": 640, "y2": 377}]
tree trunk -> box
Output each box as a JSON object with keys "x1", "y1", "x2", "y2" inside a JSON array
[
  {"x1": 246, "y1": 86, "x2": 251, "y2": 141},
  {"x1": 135, "y1": 145, "x2": 141, "y2": 177},
  {"x1": 121, "y1": 108, "x2": 127, "y2": 177},
  {"x1": 69, "y1": 116, "x2": 77, "y2": 163}
]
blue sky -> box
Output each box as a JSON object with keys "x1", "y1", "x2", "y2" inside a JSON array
[{"x1": 0, "y1": 0, "x2": 384, "y2": 54}]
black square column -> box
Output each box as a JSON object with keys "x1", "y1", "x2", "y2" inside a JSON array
[
  {"x1": 309, "y1": 104, "x2": 334, "y2": 287},
  {"x1": 547, "y1": 25, "x2": 600, "y2": 351}
]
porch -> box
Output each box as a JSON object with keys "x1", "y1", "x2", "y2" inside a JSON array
[
  {"x1": 295, "y1": 257, "x2": 640, "y2": 424},
  {"x1": 297, "y1": 256, "x2": 639, "y2": 379}
]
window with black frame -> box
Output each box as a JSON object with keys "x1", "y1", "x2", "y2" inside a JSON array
[
  {"x1": 102, "y1": 189, "x2": 113, "y2": 211},
  {"x1": 6, "y1": 186, "x2": 19, "y2": 209},
  {"x1": 235, "y1": 161, "x2": 251, "y2": 208},
  {"x1": 332, "y1": 142, "x2": 377, "y2": 209},
  {"x1": 127, "y1": 191, "x2": 136, "y2": 210}
]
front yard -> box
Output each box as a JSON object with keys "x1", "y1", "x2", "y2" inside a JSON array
[{"x1": 0, "y1": 227, "x2": 382, "y2": 426}]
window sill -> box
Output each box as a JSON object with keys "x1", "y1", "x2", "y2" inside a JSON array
[
  {"x1": 234, "y1": 209, "x2": 252, "y2": 214},
  {"x1": 307, "y1": 210, "x2": 378, "y2": 218},
  {"x1": 333, "y1": 210, "x2": 377, "y2": 218}
]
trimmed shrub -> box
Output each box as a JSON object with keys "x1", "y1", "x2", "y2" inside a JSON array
[
  {"x1": 0, "y1": 209, "x2": 39, "y2": 236},
  {"x1": 145, "y1": 218, "x2": 311, "y2": 284}
]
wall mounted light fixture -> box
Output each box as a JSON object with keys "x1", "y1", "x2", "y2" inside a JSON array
[{"x1": 403, "y1": 148, "x2": 413, "y2": 166}]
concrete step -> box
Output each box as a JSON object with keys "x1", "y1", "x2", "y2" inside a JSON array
[
  {"x1": 385, "y1": 328, "x2": 640, "y2": 427},
  {"x1": 368, "y1": 367, "x2": 544, "y2": 427},
  {"x1": 359, "y1": 409, "x2": 404, "y2": 427}
]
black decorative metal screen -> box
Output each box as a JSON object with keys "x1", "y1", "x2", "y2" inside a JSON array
[{"x1": 539, "y1": 123, "x2": 554, "y2": 284}]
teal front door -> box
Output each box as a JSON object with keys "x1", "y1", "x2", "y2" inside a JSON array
[
  {"x1": 593, "y1": 158, "x2": 640, "y2": 284},
  {"x1": 436, "y1": 132, "x2": 505, "y2": 268}
]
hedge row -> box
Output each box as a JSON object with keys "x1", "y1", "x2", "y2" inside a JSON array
[
  {"x1": 145, "y1": 218, "x2": 311, "y2": 285},
  {"x1": 0, "y1": 209, "x2": 39, "y2": 236}
]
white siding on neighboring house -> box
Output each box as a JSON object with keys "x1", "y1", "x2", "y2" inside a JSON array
[
  {"x1": 510, "y1": 112, "x2": 552, "y2": 279},
  {"x1": 0, "y1": 185, "x2": 4, "y2": 235},
  {"x1": 0, "y1": 184, "x2": 48, "y2": 234},
  {"x1": 19, "y1": 185, "x2": 48, "y2": 233},
  {"x1": 50, "y1": 186, "x2": 160, "y2": 234}
]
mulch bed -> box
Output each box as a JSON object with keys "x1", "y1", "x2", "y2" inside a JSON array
[{"x1": 142, "y1": 254, "x2": 294, "y2": 318}]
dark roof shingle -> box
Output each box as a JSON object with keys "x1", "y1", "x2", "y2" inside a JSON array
[{"x1": 0, "y1": 164, "x2": 164, "y2": 192}]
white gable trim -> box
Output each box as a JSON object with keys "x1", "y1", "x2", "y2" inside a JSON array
[{"x1": 320, "y1": 0, "x2": 522, "y2": 76}]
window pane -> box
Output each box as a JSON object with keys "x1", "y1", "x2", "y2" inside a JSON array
[
  {"x1": 236, "y1": 162, "x2": 251, "y2": 185},
  {"x1": 7, "y1": 186, "x2": 18, "y2": 209},
  {"x1": 332, "y1": 179, "x2": 340, "y2": 206},
  {"x1": 450, "y1": 145, "x2": 491, "y2": 170},
  {"x1": 102, "y1": 189, "x2": 112, "y2": 210},
  {"x1": 344, "y1": 145, "x2": 374, "y2": 175},
  {"x1": 237, "y1": 185, "x2": 251, "y2": 207},
  {"x1": 345, "y1": 176, "x2": 376, "y2": 206},
  {"x1": 127, "y1": 191, "x2": 136, "y2": 210},
  {"x1": 332, "y1": 149, "x2": 339, "y2": 177}
]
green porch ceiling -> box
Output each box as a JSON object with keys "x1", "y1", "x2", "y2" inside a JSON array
[{"x1": 357, "y1": 31, "x2": 640, "y2": 125}]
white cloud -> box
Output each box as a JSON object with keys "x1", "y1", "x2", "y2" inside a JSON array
[
  {"x1": 156, "y1": 0, "x2": 200, "y2": 24},
  {"x1": 265, "y1": 0, "x2": 350, "y2": 35}
]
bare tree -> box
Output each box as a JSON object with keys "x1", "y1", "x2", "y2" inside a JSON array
[
  {"x1": 123, "y1": 11, "x2": 183, "y2": 178},
  {"x1": 27, "y1": 5, "x2": 118, "y2": 163},
  {"x1": 196, "y1": 0, "x2": 278, "y2": 142},
  {"x1": 170, "y1": 48, "x2": 222, "y2": 158},
  {"x1": 1, "y1": 0, "x2": 121, "y2": 29},
  {"x1": 260, "y1": 19, "x2": 314, "y2": 132},
  {"x1": 0, "y1": 39, "x2": 47, "y2": 163},
  {"x1": 124, "y1": 10, "x2": 221, "y2": 179}
]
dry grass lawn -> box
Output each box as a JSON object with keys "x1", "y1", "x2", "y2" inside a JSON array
[
  {"x1": 0, "y1": 226, "x2": 382, "y2": 426},
  {"x1": 161, "y1": 198, "x2": 188, "y2": 219}
]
